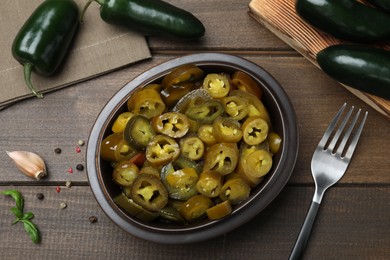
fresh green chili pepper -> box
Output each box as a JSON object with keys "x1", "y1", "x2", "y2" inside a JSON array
[
  {"x1": 295, "y1": 0, "x2": 390, "y2": 43},
  {"x1": 11, "y1": 0, "x2": 79, "y2": 98},
  {"x1": 80, "y1": 0, "x2": 205, "y2": 40}
]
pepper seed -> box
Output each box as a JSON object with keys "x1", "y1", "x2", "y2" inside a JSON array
[{"x1": 60, "y1": 202, "x2": 67, "y2": 209}]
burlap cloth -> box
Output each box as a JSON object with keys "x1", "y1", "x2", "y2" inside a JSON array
[{"x1": 0, "y1": 0, "x2": 151, "y2": 110}]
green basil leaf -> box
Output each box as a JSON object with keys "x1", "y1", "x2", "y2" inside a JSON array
[
  {"x1": 2, "y1": 189, "x2": 24, "y2": 211},
  {"x1": 22, "y1": 212, "x2": 34, "y2": 220},
  {"x1": 21, "y1": 220, "x2": 40, "y2": 244},
  {"x1": 10, "y1": 207, "x2": 23, "y2": 219}
]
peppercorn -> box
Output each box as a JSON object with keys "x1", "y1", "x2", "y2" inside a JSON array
[
  {"x1": 60, "y1": 202, "x2": 67, "y2": 209},
  {"x1": 89, "y1": 216, "x2": 98, "y2": 224},
  {"x1": 78, "y1": 140, "x2": 85, "y2": 146},
  {"x1": 76, "y1": 164, "x2": 84, "y2": 171},
  {"x1": 54, "y1": 148, "x2": 62, "y2": 154},
  {"x1": 36, "y1": 193, "x2": 44, "y2": 200}
]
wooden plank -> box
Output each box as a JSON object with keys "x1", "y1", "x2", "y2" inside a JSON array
[
  {"x1": 1, "y1": 56, "x2": 389, "y2": 185},
  {"x1": 147, "y1": 0, "x2": 292, "y2": 52},
  {"x1": 0, "y1": 186, "x2": 388, "y2": 259},
  {"x1": 248, "y1": 0, "x2": 390, "y2": 119}
]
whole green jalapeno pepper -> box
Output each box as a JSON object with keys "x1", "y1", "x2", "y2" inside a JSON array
[
  {"x1": 81, "y1": 0, "x2": 205, "y2": 40},
  {"x1": 295, "y1": 0, "x2": 390, "y2": 43},
  {"x1": 12, "y1": 0, "x2": 79, "y2": 98}
]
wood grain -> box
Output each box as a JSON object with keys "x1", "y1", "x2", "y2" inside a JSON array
[
  {"x1": 0, "y1": 186, "x2": 389, "y2": 259},
  {"x1": 249, "y1": 0, "x2": 390, "y2": 119},
  {"x1": 0, "y1": 0, "x2": 389, "y2": 259}
]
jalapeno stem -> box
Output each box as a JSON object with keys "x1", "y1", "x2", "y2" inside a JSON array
[
  {"x1": 80, "y1": 0, "x2": 104, "y2": 23},
  {"x1": 23, "y1": 63, "x2": 43, "y2": 99}
]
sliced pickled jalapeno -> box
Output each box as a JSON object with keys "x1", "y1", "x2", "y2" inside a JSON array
[
  {"x1": 231, "y1": 71, "x2": 262, "y2": 99},
  {"x1": 151, "y1": 112, "x2": 190, "y2": 138},
  {"x1": 130, "y1": 174, "x2": 169, "y2": 211},
  {"x1": 221, "y1": 95, "x2": 248, "y2": 121},
  {"x1": 197, "y1": 124, "x2": 217, "y2": 146},
  {"x1": 203, "y1": 73, "x2": 231, "y2": 98},
  {"x1": 206, "y1": 200, "x2": 232, "y2": 220},
  {"x1": 219, "y1": 177, "x2": 250, "y2": 204},
  {"x1": 161, "y1": 163, "x2": 199, "y2": 200},
  {"x1": 100, "y1": 133, "x2": 138, "y2": 162},
  {"x1": 203, "y1": 143, "x2": 239, "y2": 175},
  {"x1": 196, "y1": 170, "x2": 223, "y2": 198},
  {"x1": 242, "y1": 116, "x2": 269, "y2": 145},
  {"x1": 124, "y1": 115, "x2": 156, "y2": 150},
  {"x1": 112, "y1": 161, "x2": 139, "y2": 187},
  {"x1": 185, "y1": 99, "x2": 224, "y2": 124},
  {"x1": 145, "y1": 135, "x2": 180, "y2": 166},
  {"x1": 127, "y1": 88, "x2": 166, "y2": 119},
  {"x1": 180, "y1": 194, "x2": 214, "y2": 222},
  {"x1": 212, "y1": 117, "x2": 243, "y2": 143},
  {"x1": 162, "y1": 64, "x2": 204, "y2": 88},
  {"x1": 111, "y1": 112, "x2": 134, "y2": 133},
  {"x1": 161, "y1": 82, "x2": 197, "y2": 108},
  {"x1": 243, "y1": 150, "x2": 273, "y2": 178},
  {"x1": 231, "y1": 90, "x2": 270, "y2": 123},
  {"x1": 101, "y1": 64, "x2": 282, "y2": 225},
  {"x1": 267, "y1": 132, "x2": 282, "y2": 154},
  {"x1": 179, "y1": 135, "x2": 205, "y2": 161},
  {"x1": 113, "y1": 193, "x2": 158, "y2": 221}
]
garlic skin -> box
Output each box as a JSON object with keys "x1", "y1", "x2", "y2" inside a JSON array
[{"x1": 6, "y1": 151, "x2": 47, "y2": 180}]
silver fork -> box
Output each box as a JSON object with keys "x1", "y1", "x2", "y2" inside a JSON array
[{"x1": 289, "y1": 103, "x2": 368, "y2": 260}]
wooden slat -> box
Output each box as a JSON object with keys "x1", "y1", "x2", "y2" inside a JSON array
[
  {"x1": 0, "y1": 186, "x2": 388, "y2": 259},
  {"x1": 1, "y1": 56, "x2": 389, "y2": 185},
  {"x1": 248, "y1": 0, "x2": 390, "y2": 119}
]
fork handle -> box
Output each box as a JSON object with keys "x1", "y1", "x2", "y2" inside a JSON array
[{"x1": 289, "y1": 201, "x2": 320, "y2": 260}]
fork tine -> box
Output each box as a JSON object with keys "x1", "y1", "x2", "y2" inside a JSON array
[
  {"x1": 327, "y1": 105, "x2": 354, "y2": 152},
  {"x1": 318, "y1": 103, "x2": 346, "y2": 148},
  {"x1": 335, "y1": 108, "x2": 361, "y2": 156},
  {"x1": 343, "y1": 110, "x2": 368, "y2": 160}
]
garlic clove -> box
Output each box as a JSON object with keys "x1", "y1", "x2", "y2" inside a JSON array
[{"x1": 6, "y1": 151, "x2": 47, "y2": 180}]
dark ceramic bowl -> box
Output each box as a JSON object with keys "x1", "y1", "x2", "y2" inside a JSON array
[{"x1": 86, "y1": 53, "x2": 299, "y2": 244}]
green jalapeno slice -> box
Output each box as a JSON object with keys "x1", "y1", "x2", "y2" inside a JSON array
[
  {"x1": 203, "y1": 73, "x2": 231, "y2": 98},
  {"x1": 130, "y1": 174, "x2": 169, "y2": 211},
  {"x1": 162, "y1": 64, "x2": 204, "y2": 87},
  {"x1": 113, "y1": 192, "x2": 158, "y2": 221},
  {"x1": 197, "y1": 124, "x2": 217, "y2": 146},
  {"x1": 242, "y1": 116, "x2": 269, "y2": 146},
  {"x1": 203, "y1": 143, "x2": 239, "y2": 175},
  {"x1": 180, "y1": 194, "x2": 214, "y2": 222},
  {"x1": 161, "y1": 163, "x2": 199, "y2": 200},
  {"x1": 112, "y1": 161, "x2": 139, "y2": 187},
  {"x1": 221, "y1": 95, "x2": 248, "y2": 121},
  {"x1": 206, "y1": 200, "x2": 232, "y2": 220},
  {"x1": 127, "y1": 88, "x2": 166, "y2": 119},
  {"x1": 267, "y1": 132, "x2": 282, "y2": 154},
  {"x1": 243, "y1": 150, "x2": 273, "y2": 178},
  {"x1": 100, "y1": 133, "x2": 138, "y2": 162},
  {"x1": 185, "y1": 100, "x2": 224, "y2": 124},
  {"x1": 151, "y1": 112, "x2": 190, "y2": 138},
  {"x1": 112, "y1": 112, "x2": 134, "y2": 133},
  {"x1": 196, "y1": 170, "x2": 223, "y2": 198},
  {"x1": 212, "y1": 117, "x2": 243, "y2": 143},
  {"x1": 231, "y1": 71, "x2": 262, "y2": 100},
  {"x1": 124, "y1": 115, "x2": 156, "y2": 150},
  {"x1": 231, "y1": 90, "x2": 270, "y2": 123},
  {"x1": 145, "y1": 135, "x2": 180, "y2": 166},
  {"x1": 161, "y1": 82, "x2": 197, "y2": 108},
  {"x1": 179, "y1": 135, "x2": 205, "y2": 161},
  {"x1": 219, "y1": 177, "x2": 250, "y2": 204}
]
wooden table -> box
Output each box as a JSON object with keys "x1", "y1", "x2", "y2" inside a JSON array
[{"x1": 1, "y1": 1, "x2": 389, "y2": 259}]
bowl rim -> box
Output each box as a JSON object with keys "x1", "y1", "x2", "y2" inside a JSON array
[{"x1": 86, "y1": 53, "x2": 299, "y2": 244}]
